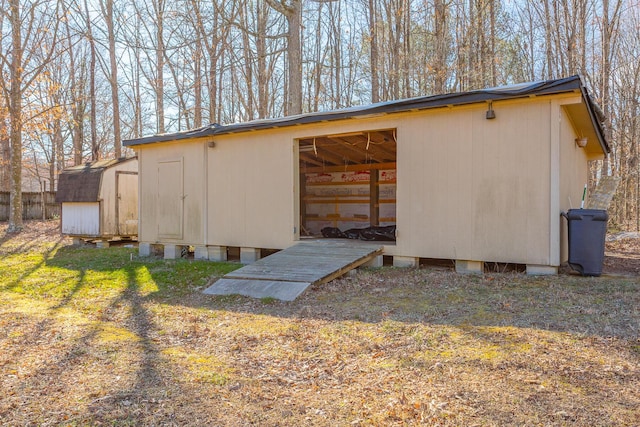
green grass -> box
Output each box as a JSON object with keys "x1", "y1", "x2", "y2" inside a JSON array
[{"x1": 0, "y1": 245, "x2": 240, "y2": 309}]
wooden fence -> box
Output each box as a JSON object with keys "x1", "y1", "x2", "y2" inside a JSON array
[{"x1": 0, "y1": 192, "x2": 60, "y2": 221}]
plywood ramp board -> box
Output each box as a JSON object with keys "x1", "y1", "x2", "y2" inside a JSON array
[{"x1": 203, "y1": 240, "x2": 384, "y2": 301}]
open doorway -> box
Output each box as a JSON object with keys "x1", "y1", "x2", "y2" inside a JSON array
[{"x1": 298, "y1": 129, "x2": 397, "y2": 241}]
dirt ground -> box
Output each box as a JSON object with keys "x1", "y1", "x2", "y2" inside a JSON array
[
  {"x1": 604, "y1": 233, "x2": 640, "y2": 276},
  {"x1": 1, "y1": 220, "x2": 639, "y2": 426}
]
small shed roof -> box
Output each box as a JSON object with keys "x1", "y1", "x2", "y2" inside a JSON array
[
  {"x1": 123, "y1": 75, "x2": 608, "y2": 154},
  {"x1": 55, "y1": 157, "x2": 135, "y2": 203}
]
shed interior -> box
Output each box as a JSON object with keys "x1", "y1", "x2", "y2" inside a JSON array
[{"x1": 298, "y1": 129, "x2": 397, "y2": 240}]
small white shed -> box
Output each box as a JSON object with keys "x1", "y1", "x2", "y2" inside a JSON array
[{"x1": 56, "y1": 157, "x2": 138, "y2": 243}]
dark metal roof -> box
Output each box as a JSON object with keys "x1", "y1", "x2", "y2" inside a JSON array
[
  {"x1": 123, "y1": 75, "x2": 609, "y2": 153},
  {"x1": 55, "y1": 157, "x2": 136, "y2": 203}
]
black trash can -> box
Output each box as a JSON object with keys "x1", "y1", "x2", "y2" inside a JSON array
[{"x1": 561, "y1": 209, "x2": 608, "y2": 276}]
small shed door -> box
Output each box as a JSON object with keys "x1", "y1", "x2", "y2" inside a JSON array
[
  {"x1": 157, "y1": 159, "x2": 184, "y2": 239},
  {"x1": 116, "y1": 171, "x2": 139, "y2": 236}
]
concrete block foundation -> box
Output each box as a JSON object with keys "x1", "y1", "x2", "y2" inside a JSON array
[
  {"x1": 393, "y1": 256, "x2": 419, "y2": 268},
  {"x1": 139, "y1": 242, "x2": 151, "y2": 257},
  {"x1": 208, "y1": 246, "x2": 228, "y2": 262},
  {"x1": 526, "y1": 264, "x2": 558, "y2": 275},
  {"x1": 164, "y1": 244, "x2": 183, "y2": 260},
  {"x1": 194, "y1": 246, "x2": 209, "y2": 260},
  {"x1": 240, "y1": 247, "x2": 261, "y2": 264},
  {"x1": 363, "y1": 255, "x2": 383, "y2": 268},
  {"x1": 455, "y1": 260, "x2": 484, "y2": 274}
]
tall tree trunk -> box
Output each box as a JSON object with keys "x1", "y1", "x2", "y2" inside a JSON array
[
  {"x1": 0, "y1": 118, "x2": 8, "y2": 191},
  {"x1": 65, "y1": 13, "x2": 84, "y2": 166},
  {"x1": 240, "y1": 1, "x2": 255, "y2": 120},
  {"x1": 368, "y1": 0, "x2": 379, "y2": 103},
  {"x1": 434, "y1": 0, "x2": 447, "y2": 93},
  {"x1": 599, "y1": 0, "x2": 623, "y2": 177},
  {"x1": 543, "y1": 0, "x2": 554, "y2": 79},
  {"x1": 103, "y1": 0, "x2": 122, "y2": 158},
  {"x1": 265, "y1": 0, "x2": 302, "y2": 115},
  {"x1": 51, "y1": 119, "x2": 63, "y2": 189},
  {"x1": 194, "y1": 42, "x2": 202, "y2": 128},
  {"x1": 287, "y1": 1, "x2": 302, "y2": 115},
  {"x1": 330, "y1": 1, "x2": 342, "y2": 108},
  {"x1": 83, "y1": 0, "x2": 98, "y2": 160},
  {"x1": 256, "y1": 1, "x2": 269, "y2": 118},
  {"x1": 8, "y1": 0, "x2": 23, "y2": 232},
  {"x1": 402, "y1": 0, "x2": 411, "y2": 98},
  {"x1": 489, "y1": 0, "x2": 496, "y2": 86},
  {"x1": 155, "y1": 0, "x2": 165, "y2": 134}
]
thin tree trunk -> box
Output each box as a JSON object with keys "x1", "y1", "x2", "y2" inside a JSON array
[
  {"x1": 155, "y1": 0, "x2": 165, "y2": 134},
  {"x1": 84, "y1": 0, "x2": 99, "y2": 160},
  {"x1": 368, "y1": 0, "x2": 380, "y2": 103},
  {"x1": 194, "y1": 42, "x2": 202, "y2": 128},
  {"x1": 257, "y1": 1, "x2": 269, "y2": 118},
  {"x1": 599, "y1": 0, "x2": 623, "y2": 177},
  {"x1": 434, "y1": 0, "x2": 447, "y2": 93},
  {"x1": 543, "y1": 0, "x2": 554, "y2": 79},
  {"x1": 8, "y1": 0, "x2": 23, "y2": 231},
  {"x1": 0, "y1": 119, "x2": 9, "y2": 191},
  {"x1": 104, "y1": 0, "x2": 122, "y2": 158},
  {"x1": 65, "y1": 14, "x2": 84, "y2": 165},
  {"x1": 287, "y1": 1, "x2": 302, "y2": 115}
]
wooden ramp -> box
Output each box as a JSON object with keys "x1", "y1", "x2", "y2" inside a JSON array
[{"x1": 203, "y1": 240, "x2": 384, "y2": 301}]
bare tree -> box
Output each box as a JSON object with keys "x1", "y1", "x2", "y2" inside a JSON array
[
  {"x1": 433, "y1": 0, "x2": 449, "y2": 93},
  {"x1": 0, "y1": 98, "x2": 9, "y2": 191},
  {"x1": 367, "y1": 0, "x2": 380, "y2": 103},
  {"x1": 98, "y1": 0, "x2": 122, "y2": 158},
  {"x1": 0, "y1": 0, "x2": 61, "y2": 232},
  {"x1": 267, "y1": 0, "x2": 302, "y2": 115},
  {"x1": 82, "y1": 0, "x2": 100, "y2": 159}
]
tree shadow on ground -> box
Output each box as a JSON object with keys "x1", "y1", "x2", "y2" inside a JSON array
[
  {"x1": 3, "y1": 242, "x2": 637, "y2": 425},
  {"x1": 173, "y1": 266, "x2": 640, "y2": 341},
  {"x1": 1, "y1": 246, "x2": 229, "y2": 425},
  {"x1": 35, "y1": 244, "x2": 640, "y2": 344}
]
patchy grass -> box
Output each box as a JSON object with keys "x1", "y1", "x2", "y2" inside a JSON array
[{"x1": 0, "y1": 221, "x2": 639, "y2": 426}]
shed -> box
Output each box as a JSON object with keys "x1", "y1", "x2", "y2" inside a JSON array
[
  {"x1": 56, "y1": 157, "x2": 138, "y2": 243},
  {"x1": 124, "y1": 76, "x2": 608, "y2": 274}
]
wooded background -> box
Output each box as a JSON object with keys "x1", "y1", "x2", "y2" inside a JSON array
[{"x1": 1, "y1": 0, "x2": 638, "y2": 231}]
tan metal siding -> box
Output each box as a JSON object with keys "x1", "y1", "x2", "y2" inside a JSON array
[
  {"x1": 98, "y1": 159, "x2": 138, "y2": 237},
  {"x1": 138, "y1": 142, "x2": 204, "y2": 244},
  {"x1": 207, "y1": 132, "x2": 296, "y2": 249},
  {"x1": 395, "y1": 100, "x2": 551, "y2": 264}
]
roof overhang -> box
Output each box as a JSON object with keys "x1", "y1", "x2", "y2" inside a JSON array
[{"x1": 123, "y1": 75, "x2": 609, "y2": 155}]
